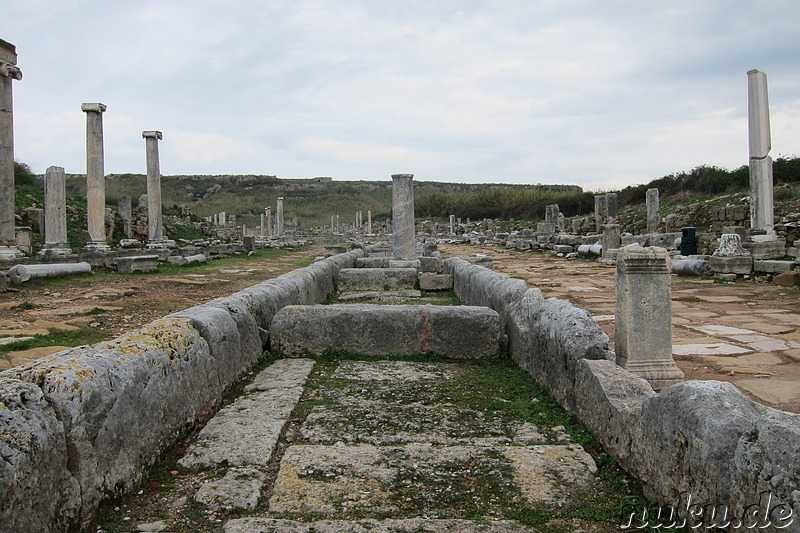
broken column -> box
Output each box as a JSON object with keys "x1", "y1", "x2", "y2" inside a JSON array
[
  {"x1": 594, "y1": 195, "x2": 607, "y2": 232},
  {"x1": 36, "y1": 166, "x2": 73, "y2": 261},
  {"x1": 601, "y1": 223, "x2": 621, "y2": 260},
  {"x1": 0, "y1": 39, "x2": 25, "y2": 264},
  {"x1": 392, "y1": 173, "x2": 415, "y2": 260},
  {"x1": 276, "y1": 197, "x2": 284, "y2": 236},
  {"x1": 82, "y1": 103, "x2": 109, "y2": 250},
  {"x1": 449, "y1": 214, "x2": 455, "y2": 235},
  {"x1": 615, "y1": 245, "x2": 684, "y2": 389},
  {"x1": 646, "y1": 188, "x2": 659, "y2": 233},
  {"x1": 265, "y1": 207, "x2": 272, "y2": 236},
  {"x1": 118, "y1": 196, "x2": 132, "y2": 238},
  {"x1": 142, "y1": 130, "x2": 164, "y2": 246},
  {"x1": 606, "y1": 193, "x2": 618, "y2": 221},
  {"x1": 260, "y1": 213, "x2": 265, "y2": 236},
  {"x1": 710, "y1": 234, "x2": 753, "y2": 275},
  {"x1": 367, "y1": 210, "x2": 372, "y2": 234},
  {"x1": 747, "y1": 69, "x2": 774, "y2": 239}
]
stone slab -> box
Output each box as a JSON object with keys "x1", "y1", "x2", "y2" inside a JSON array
[
  {"x1": 194, "y1": 467, "x2": 266, "y2": 511},
  {"x1": 268, "y1": 443, "x2": 597, "y2": 514},
  {"x1": 418, "y1": 272, "x2": 453, "y2": 291},
  {"x1": 271, "y1": 304, "x2": 501, "y2": 359},
  {"x1": 737, "y1": 380, "x2": 800, "y2": 405},
  {"x1": 224, "y1": 518, "x2": 537, "y2": 533},
  {"x1": 741, "y1": 322, "x2": 796, "y2": 335},
  {"x1": 338, "y1": 268, "x2": 418, "y2": 292},
  {"x1": 672, "y1": 343, "x2": 753, "y2": 356},
  {"x1": 728, "y1": 334, "x2": 789, "y2": 352},
  {"x1": 178, "y1": 359, "x2": 314, "y2": 469},
  {"x1": 686, "y1": 325, "x2": 757, "y2": 336}
]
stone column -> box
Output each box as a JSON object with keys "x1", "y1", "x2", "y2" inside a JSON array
[
  {"x1": 594, "y1": 195, "x2": 607, "y2": 232},
  {"x1": 36, "y1": 165, "x2": 72, "y2": 260},
  {"x1": 0, "y1": 39, "x2": 25, "y2": 262},
  {"x1": 646, "y1": 188, "x2": 659, "y2": 234},
  {"x1": 392, "y1": 173, "x2": 415, "y2": 260},
  {"x1": 118, "y1": 196, "x2": 132, "y2": 238},
  {"x1": 82, "y1": 103, "x2": 109, "y2": 250},
  {"x1": 219, "y1": 211, "x2": 226, "y2": 226},
  {"x1": 331, "y1": 215, "x2": 335, "y2": 233},
  {"x1": 367, "y1": 210, "x2": 372, "y2": 234},
  {"x1": 265, "y1": 207, "x2": 272, "y2": 236},
  {"x1": 336, "y1": 214, "x2": 340, "y2": 233},
  {"x1": 615, "y1": 245, "x2": 684, "y2": 389},
  {"x1": 276, "y1": 197, "x2": 284, "y2": 236},
  {"x1": 601, "y1": 223, "x2": 621, "y2": 259},
  {"x1": 260, "y1": 213, "x2": 266, "y2": 236},
  {"x1": 606, "y1": 193, "x2": 618, "y2": 221},
  {"x1": 355, "y1": 211, "x2": 360, "y2": 230},
  {"x1": 142, "y1": 130, "x2": 164, "y2": 245},
  {"x1": 449, "y1": 214, "x2": 455, "y2": 234},
  {"x1": 747, "y1": 69, "x2": 775, "y2": 238}
]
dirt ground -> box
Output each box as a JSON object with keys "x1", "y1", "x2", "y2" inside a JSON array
[{"x1": 2, "y1": 242, "x2": 799, "y2": 413}]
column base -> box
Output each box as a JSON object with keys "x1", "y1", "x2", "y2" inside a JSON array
[
  {"x1": 616, "y1": 359, "x2": 685, "y2": 391},
  {"x1": 0, "y1": 246, "x2": 28, "y2": 269},
  {"x1": 36, "y1": 246, "x2": 79, "y2": 264},
  {"x1": 83, "y1": 242, "x2": 112, "y2": 252}
]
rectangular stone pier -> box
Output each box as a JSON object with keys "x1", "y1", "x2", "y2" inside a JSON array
[{"x1": 270, "y1": 304, "x2": 501, "y2": 358}]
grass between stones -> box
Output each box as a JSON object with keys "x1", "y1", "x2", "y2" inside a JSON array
[{"x1": 94, "y1": 350, "x2": 682, "y2": 533}]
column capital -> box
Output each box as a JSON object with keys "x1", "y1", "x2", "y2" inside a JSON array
[
  {"x1": 142, "y1": 130, "x2": 163, "y2": 140},
  {"x1": 81, "y1": 102, "x2": 106, "y2": 113},
  {"x1": 0, "y1": 61, "x2": 22, "y2": 80},
  {"x1": 391, "y1": 173, "x2": 414, "y2": 180}
]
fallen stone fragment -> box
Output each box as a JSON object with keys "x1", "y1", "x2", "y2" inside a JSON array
[{"x1": 194, "y1": 467, "x2": 266, "y2": 511}]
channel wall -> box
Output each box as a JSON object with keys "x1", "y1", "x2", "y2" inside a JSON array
[{"x1": 444, "y1": 257, "x2": 800, "y2": 532}]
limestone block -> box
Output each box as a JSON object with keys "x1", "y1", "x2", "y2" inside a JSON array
[
  {"x1": 0, "y1": 377, "x2": 80, "y2": 533},
  {"x1": 574, "y1": 360, "x2": 653, "y2": 471},
  {"x1": 418, "y1": 272, "x2": 453, "y2": 291},
  {"x1": 356, "y1": 257, "x2": 390, "y2": 268},
  {"x1": 634, "y1": 381, "x2": 764, "y2": 506},
  {"x1": 338, "y1": 268, "x2": 418, "y2": 292},
  {"x1": 753, "y1": 260, "x2": 795, "y2": 274},
  {"x1": 507, "y1": 288, "x2": 614, "y2": 412},
  {"x1": 388, "y1": 259, "x2": 420, "y2": 269},
  {"x1": 270, "y1": 304, "x2": 501, "y2": 359},
  {"x1": 115, "y1": 254, "x2": 159, "y2": 273},
  {"x1": 417, "y1": 256, "x2": 441, "y2": 273},
  {"x1": 553, "y1": 245, "x2": 573, "y2": 254}
]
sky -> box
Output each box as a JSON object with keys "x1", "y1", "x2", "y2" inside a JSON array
[{"x1": 4, "y1": 0, "x2": 800, "y2": 190}]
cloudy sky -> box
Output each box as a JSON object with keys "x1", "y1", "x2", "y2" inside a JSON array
[{"x1": 5, "y1": 0, "x2": 800, "y2": 190}]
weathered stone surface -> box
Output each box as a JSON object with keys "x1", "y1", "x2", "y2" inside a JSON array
[
  {"x1": 271, "y1": 304, "x2": 500, "y2": 358},
  {"x1": 418, "y1": 272, "x2": 453, "y2": 291},
  {"x1": 338, "y1": 267, "x2": 418, "y2": 292},
  {"x1": 671, "y1": 258, "x2": 710, "y2": 276},
  {"x1": 418, "y1": 255, "x2": 442, "y2": 272},
  {"x1": 0, "y1": 377, "x2": 80, "y2": 533},
  {"x1": 194, "y1": 467, "x2": 267, "y2": 511},
  {"x1": 392, "y1": 174, "x2": 415, "y2": 260},
  {"x1": 710, "y1": 234, "x2": 753, "y2": 274},
  {"x1": 634, "y1": 381, "x2": 765, "y2": 506},
  {"x1": 8, "y1": 261, "x2": 91, "y2": 283},
  {"x1": 754, "y1": 260, "x2": 795, "y2": 274},
  {"x1": 507, "y1": 288, "x2": 614, "y2": 412},
  {"x1": 225, "y1": 518, "x2": 538, "y2": 533},
  {"x1": 178, "y1": 359, "x2": 314, "y2": 469},
  {"x1": 268, "y1": 443, "x2": 596, "y2": 514},
  {"x1": 356, "y1": 256, "x2": 390, "y2": 268},
  {"x1": 116, "y1": 254, "x2": 159, "y2": 273},
  {"x1": 574, "y1": 359, "x2": 654, "y2": 471}
]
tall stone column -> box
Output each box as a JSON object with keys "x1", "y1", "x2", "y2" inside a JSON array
[
  {"x1": 747, "y1": 69, "x2": 775, "y2": 239},
  {"x1": 367, "y1": 210, "x2": 372, "y2": 234},
  {"x1": 615, "y1": 245, "x2": 684, "y2": 389},
  {"x1": 82, "y1": 103, "x2": 109, "y2": 250},
  {"x1": 265, "y1": 207, "x2": 272, "y2": 236},
  {"x1": 392, "y1": 173, "x2": 415, "y2": 260},
  {"x1": 646, "y1": 188, "x2": 659, "y2": 234},
  {"x1": 142, "y1": 131, "x2": 164, "y2": 245},
  {"x1": 594, "y1": 195, "x2": 607, "y2": 233},
  {"x1": 276, "y1": 197, "x2": 284, "y2": 236},
  {"x1": 118, "y1": 196, "x2": 132, "y2": 238},
  {"x1": 331, "y1": 215, "x2": 335, "y2": 233},
  {"x1": 36, "y1": 165, "x2": 73, "y2": 261},
  {"x1": 449, "y1": 214, "x2": 455, "y2": 234},
  {"x1": 0, "y1": 39, "x2": 25, "y2": 263}
]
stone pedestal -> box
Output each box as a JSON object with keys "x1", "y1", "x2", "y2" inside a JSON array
[
  {"x1": 710, "y1": 234, "x2": 753, "y2": 275},
  {"x1": 391, "y1": 174, "x2": 415, "y2": 260},
  {"x1": 646, "y1": 188, "x2": 659, "y2": 233},
  {"x1": 0, "y1": 39, "x2": 25, "y2": 265},
  {"x1": 82, "y1": 103, "x2": 109, "y2": 250},
  {"x1": 142, "y1": 131, "x2": 163, "y2": 245},
  {"x1": 37, "y1": 166, "x2": 76, "y2": 263},
  {"x1": 615, "y1": 245, "x2": 684, "y2": 389}
]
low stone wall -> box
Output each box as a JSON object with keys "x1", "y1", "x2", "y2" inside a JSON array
[
  {"x1": 271, "y1": 304, "x2": 501, "y2": 358},
  {"x1": 446, "y1": 257, "x2": 800, "y2": 531},
  {"x1": 0, "y1": 249, "x2": 364, "y2": 533}
]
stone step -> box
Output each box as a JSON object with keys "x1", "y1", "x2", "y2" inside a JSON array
[
  {"x1": 267, "y1": 443, "x2": 596, "y2": 516},
  {"x1": 178, "y1": 358, "x2": 315, "y2": 470},
  {"x1": 224, "y1": 518, "x2": 537, "y2": 532}
]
